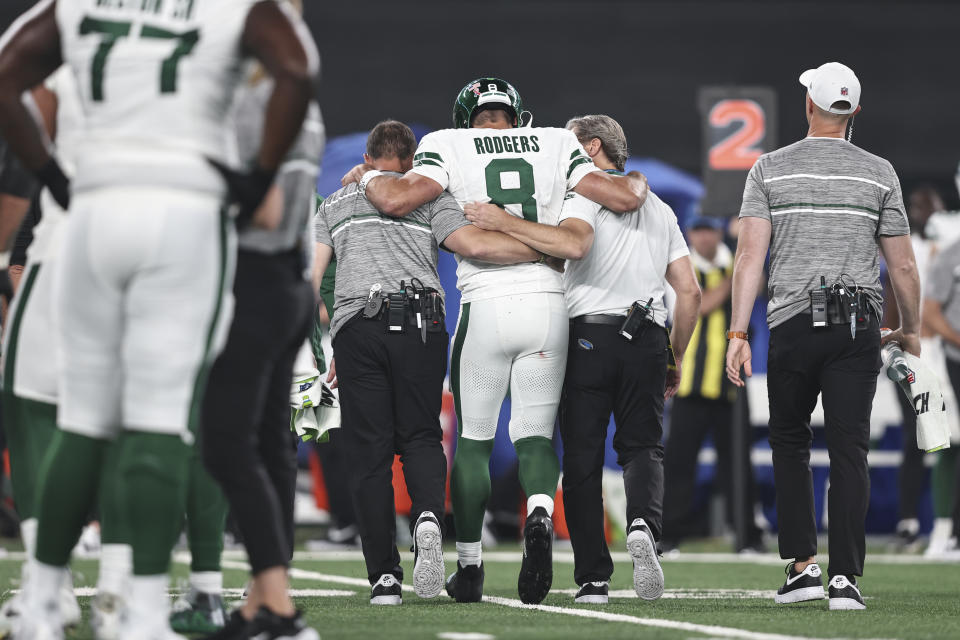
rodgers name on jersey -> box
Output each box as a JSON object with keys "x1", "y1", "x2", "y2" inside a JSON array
[{"x1": 410, "y1": 126, "x2": 598, "y2": 303}]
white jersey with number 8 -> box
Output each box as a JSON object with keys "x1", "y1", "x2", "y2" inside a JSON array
[
  {"x1": 409, "y1": 126, "x2": 599, "y2": 303},
  {"x1": 57, "y1": 0, "x2": 255, "y2": 196}
]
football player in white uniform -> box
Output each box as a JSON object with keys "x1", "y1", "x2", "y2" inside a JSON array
[
  {"x1": 0, "y1": 66, "x2": 83, "y2": 639},
  {"x1": 343, "y1": 78, "x2": 648, "y2": 604},
  {"x1": 0, "y1": 1, "x2": 318, "y2": 638}
]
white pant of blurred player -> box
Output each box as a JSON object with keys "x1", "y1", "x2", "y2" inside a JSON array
[
  {"x1": 19, "y1": 186, "x2": 235, "y2": 640},
  {"x1": 0, "y1": 199, "x2": 84, "y2": 636}
]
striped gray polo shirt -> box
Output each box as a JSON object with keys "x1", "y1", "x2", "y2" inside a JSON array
[
  {"x1": 740, "y1": 137, "x2": 909, "y2": 328},
  {"x1": 314, "y1": 176, "x2": 470, "y2": 337}
]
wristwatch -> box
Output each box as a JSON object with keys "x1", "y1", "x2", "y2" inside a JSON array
[{"x1": 727, "y1": 331, "x2": 748, "y2": 340}]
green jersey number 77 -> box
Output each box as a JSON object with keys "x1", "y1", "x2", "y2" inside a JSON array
[{"x1": 79, "y1": 17, "x2": 200, "y2": 102}]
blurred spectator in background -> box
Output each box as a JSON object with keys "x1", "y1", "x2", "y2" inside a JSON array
[
  {"x1": 662, "y1": 216, "x2": 764, "y2": 552},
  {"x1": 883, "y1": 185, "x2": 945, "y2": 549},
  {"x1": 918, "y1": 235, "x2": 960, "y2": 556}
]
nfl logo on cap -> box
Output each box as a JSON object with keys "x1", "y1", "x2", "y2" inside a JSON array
[{"x1": 798, "y1": 62, "x2": 861, "y2": 115}]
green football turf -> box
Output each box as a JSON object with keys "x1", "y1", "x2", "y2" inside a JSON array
[{"x1": 0, "y1": 549, "x2": 958, "y2": 640}]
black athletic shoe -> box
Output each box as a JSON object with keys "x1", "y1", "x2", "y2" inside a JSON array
[
  {"x1": 774, "y1": 562, "x2": 825, "y2": 604},
  {"x1": 445, "y1": 562, "x2": 485, "y2": 603},
  {"x1": 370, "y1": 574, "x2": 403, "y2": 605},
  {"x1": 574, "y1": 581, "x2": 609, "y2": 604},
  {"x1": 245, "y1": 607, "x2": 320, "y2": 639},
  {"x1": 517, "y1": 506, "x2": 554, "y2": 604},
  {"x1": 828, "y1": 575, "x2": 865, "y2": 610},
  {"x1": 201, "y1": 610, "x2": 252, "y2": 640}
]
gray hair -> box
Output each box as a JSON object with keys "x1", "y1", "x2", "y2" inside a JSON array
[{"x1": 565, "y1": 114, "x2": 628, "y2": 171}]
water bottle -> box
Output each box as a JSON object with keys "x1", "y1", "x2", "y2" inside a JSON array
[{"x1": 880, "y1": 328, "x2": 915, "y2": 395}]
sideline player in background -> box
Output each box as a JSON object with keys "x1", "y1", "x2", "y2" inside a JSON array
[
  {"x1": 343, "y1": 78, "x2": 647, "y2": 604},
  {"x1": 0, "y1": 1, "x2": 318, "y2": 638},
  {"x1": 0, "y1": 68, "x2": 83, "y2": 639}
]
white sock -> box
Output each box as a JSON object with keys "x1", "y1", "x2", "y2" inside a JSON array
[
  {"x1": 189, "y1": 571, "x2": 223, "y2": 596},
  {"x1": 25, "y1": 561, "x2": 65, "y2": 617},
  {"x1": 97, "y1": 543, "x2": 132, "y2": 596},
  {"x1": 456, "y1": 541, "x2": 482, "y2": 567},
  {"x1": 128, "y1": 574, "x2": 171, "y2": 625},
  {"x1": 20, "y1": 518, "x2": 38, "y2": 560},
  {"x1": 527, "y1": 493, "x2": 555, "y2": 516}
]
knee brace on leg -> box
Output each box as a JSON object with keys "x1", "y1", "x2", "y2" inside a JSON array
[
  {"x1": 514, "y1": 436, "x2": 560, "y2": 500},
  {"x1": 451, "y1": 437, "x2": 494, "y2": 543}
]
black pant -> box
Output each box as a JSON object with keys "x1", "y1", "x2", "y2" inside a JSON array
[
  {"x1": 662, "y1": 396, "x2": 763, "y2": 546},
  {"x1": 559, "y1": 321, "x2": 667, "y2": 586},
  {"x1": 943, "y1": 359, "x2": 960, "y2": 536},
  {"x1": 333, "y1": 315, "x2": 448, "y2": 584},
  {"x1": 201, "y1": 249, "x2": 313, "y2": 574},
  {"x1": 895, "y1": 382, "x2": 927, "y2": 521},
  {"x1": 766, "y1": 314, "x2": 880, "y2": 578}
]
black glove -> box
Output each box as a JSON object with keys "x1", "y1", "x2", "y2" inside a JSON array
[
  {"x1": 208, "y1": 159, "x2": 276, "y2": 229},
  {"x1": 35, "y1": 157, "x2": 71, "y2": 211}
]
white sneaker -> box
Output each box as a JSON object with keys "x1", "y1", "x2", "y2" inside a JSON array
[
  {"x1": 13, "y1": 617, "x2": 63, "y2": 640},
  {"x1": 60, "y1": 571, "x2": 81, "y2": 629},
  {"x1": 116, "y1": 616, "x2": 187, "y2": 640},
  {"x1": 0, "y1": 594, "x2": 24, "y2": 638},
  {"x1": 626, "y1": 518, "x2": 664, "y2": 601},
  {"x1": 412, "y1": 511, "x2": 444, "y2": 599},
  {"x1": 91, "y1": 592, "x2": 124, "y2": 640}
]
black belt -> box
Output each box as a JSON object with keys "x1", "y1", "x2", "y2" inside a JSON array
[{"x1": 572, "y1": 314, "x2": 625, "y2": 326}]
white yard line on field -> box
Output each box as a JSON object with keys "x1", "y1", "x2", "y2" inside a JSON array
[
  {"x1": 208, "y1": 558, "x2": 894, "y2": 640},
  {"x1": 483, "y1": 595, "x2": 890, "y2": 640},
  {"x1": 204, "y1": 549, "x2": 960, "y2": 567}
]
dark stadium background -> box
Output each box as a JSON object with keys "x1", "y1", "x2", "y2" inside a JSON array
[
  {"x1": 1, "y1": 0, "x2": 957, "y2": 537},
  {"x1": 2, "y1": 0, "x2": 959, "y2": 206}
]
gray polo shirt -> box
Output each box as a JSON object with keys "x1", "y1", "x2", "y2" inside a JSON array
[
  {"x1": 740, "y1": 137, "x2": 909, "y2": 328},
  {"x1": 926, "y1": 238, "x2": 960, "y2": 362},
  {"x1": 232, "y1": 79, "x2": 325, "y2": 255},
  {"x1": 314, "y1": 177, "x2": 470, "y2": 338}
]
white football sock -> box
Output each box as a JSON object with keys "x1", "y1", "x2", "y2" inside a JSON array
[
  {"x1": 20, "y1": 518, "x2": 38, "y2": 560},
  {"x1": 189, "y1": 571, "x2": 223, "y2": 596},
  {"x1": 527, "y1": 493, "x2": 555, "y2": 516},
  {"x1": 97, "y1": 543, "x2": 132, "y2": 596},
  {"x1": 25, "y1": 561, "x2": 65, "y2": 619},
  {"x1": 127, "y1": 574, "x2": 171, "y2": 626},
  {"x1": 456, "y1": 541, "x2": 482, "y2": 567}
]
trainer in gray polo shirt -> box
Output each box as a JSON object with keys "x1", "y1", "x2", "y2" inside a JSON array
[
  {"x1": 724, "y1": 61, "x2": 922, "y2": 610},
  {"x1": 309, "y1": 120, "x2": 542, "y2": 599}
]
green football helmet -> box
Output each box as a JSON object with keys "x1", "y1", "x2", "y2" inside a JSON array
[{"x1": 452, "y1": 77, "x2": 525, "y2": 129}]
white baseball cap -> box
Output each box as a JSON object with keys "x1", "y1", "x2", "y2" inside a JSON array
[{"x1": 799, "y1": 62, "x2": 861, "y2": 115}]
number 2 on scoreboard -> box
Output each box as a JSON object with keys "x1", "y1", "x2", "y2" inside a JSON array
[{"x1": 708, "y1": 99, "x2": 766, "y2": 171}]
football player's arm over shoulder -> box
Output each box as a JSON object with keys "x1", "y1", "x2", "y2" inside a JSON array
[
  {"x1": 364, "y1": 172, "x2": 444, "y2": 218},
  {"x1": 573, "y1": 171, "x2": 648, "y2": 214},
  {"x1": 443, "y1": 225, "x2": 541, "y2": 265},
  {"x1": 241, "y1": 1, "x2": 319, "y2": 173}
]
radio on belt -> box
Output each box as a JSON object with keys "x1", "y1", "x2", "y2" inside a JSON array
[
  {"x1": 809, "y1": 274, "x2": 869, "y2": 339},
  {"x1": 619, "y1": 297, "x2": 654, "y2": 341}
]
